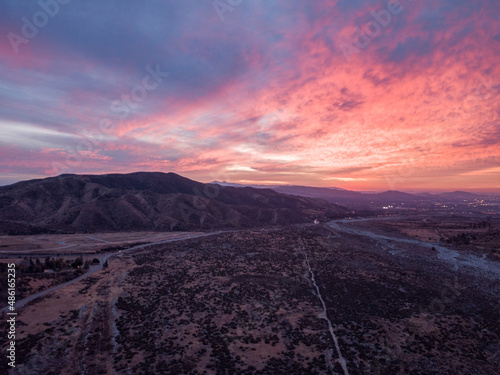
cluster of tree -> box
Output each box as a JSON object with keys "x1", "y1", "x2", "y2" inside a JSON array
[
  {"x1": 14, "y1": 256, "x2": 101, "y2": 273},
  {"x1": 0, "y1": 262, "x2": 10, "y2": 272},
  {"x1": 446, "y1": 232, "x2": 477, "y2": 245}
]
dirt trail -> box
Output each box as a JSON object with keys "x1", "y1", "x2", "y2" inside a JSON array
[
  {"x1": 299, "y1": 238, "x2": 350, "y2": 375},
  {"x1": 1, "y1": 231, "x2": 229, "y2": 315}
]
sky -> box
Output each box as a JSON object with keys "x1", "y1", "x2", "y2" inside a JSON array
[{"x1": 0, "y1": 0, "x2": 499, "y2": 192}]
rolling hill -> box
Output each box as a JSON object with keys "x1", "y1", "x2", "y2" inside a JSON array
[{"x1": 0, "y1": 172, "x2": 349, "y2": 234}]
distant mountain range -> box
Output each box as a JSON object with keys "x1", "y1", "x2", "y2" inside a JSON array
[
  {"x1": 0, "y1": 172, "x2": 349, "y2": 234},
  {"x1": 210, "y1": 181, "x2": 479, "y2": 206}
]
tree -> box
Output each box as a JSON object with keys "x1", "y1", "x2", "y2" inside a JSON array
[{"x1": 72, "y1": 256, "x2": 83, "y2": 268}]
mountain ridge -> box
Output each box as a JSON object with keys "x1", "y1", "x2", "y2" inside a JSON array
[
  {"x1": 0, "y1": 172, "x2": 349, "y2": 234},
  {"x1": 209, "y1": 181, "x2": 481, "y2": 205}
]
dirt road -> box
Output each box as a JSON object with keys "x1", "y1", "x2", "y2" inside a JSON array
[{"x1": 1, "y1": 231, "x2": 227, "y2": 315}]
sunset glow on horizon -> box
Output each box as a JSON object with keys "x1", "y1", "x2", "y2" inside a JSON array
[{"x1": 1, "y1": 0, "x2": 499, "y2": 191}]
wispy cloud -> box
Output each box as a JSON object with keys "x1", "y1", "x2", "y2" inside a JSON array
[{"x1": 0, "y1": 0, "x2": 498, "y2": 190}]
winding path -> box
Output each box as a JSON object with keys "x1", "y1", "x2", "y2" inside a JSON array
[{"x1": 1, "y1": 231, "x2": 228, "y2": 315}]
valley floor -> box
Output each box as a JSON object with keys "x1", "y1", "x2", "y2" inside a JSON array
[{"x1": 2, "y1": 219, "x2": 500, "y2": 374}]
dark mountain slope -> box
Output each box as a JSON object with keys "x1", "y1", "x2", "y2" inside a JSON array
[{"x1": 0, "y1": 172, "x2": 349, "y2": 234}]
